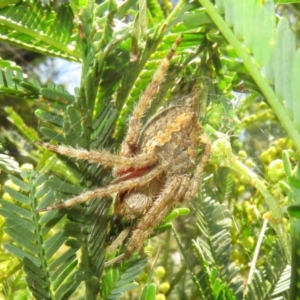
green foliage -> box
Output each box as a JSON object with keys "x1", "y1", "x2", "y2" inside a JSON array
[
  {"x1": 1, "y1": 0, "x2": 300, "y2": 299},
  {"x1": 0, "y1": 1, "x2": 80, "y2": 59},
  {"x1": 192, "y1": 196, "x2": 243, "y2": 299},
  {"x1": 0, "y1": 170, "x2": 82, "y2": 299},
  {"x1": 102, "y1": 257, "x2": 148, "y2": 299}
]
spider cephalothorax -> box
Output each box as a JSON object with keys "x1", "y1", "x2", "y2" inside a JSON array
[{"x1": 38, "y1": 36, "x2": 211, "y2": 264}]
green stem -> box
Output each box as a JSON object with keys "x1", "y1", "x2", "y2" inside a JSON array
[
  {"x1": 213, "y1": 138, "x2": 291, "y2": 262},
  {"x1": 0, "y1": 19, "x2": 81, "y2": 59},
  {"x1": 199, "y1": 0, "x2": 300, "y2": 152}
]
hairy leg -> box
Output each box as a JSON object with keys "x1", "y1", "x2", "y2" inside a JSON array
[
  {"x1": 37, "y1": 166, "x2": 164, "y2": 212},
  {"x1": 104, "y1": 176, "x2": 190, "y2": 267},
  {"x1": 124, "y1": 175, "x2": 190, "y2": 258},
  {"x1": 121, "y1": 36, "x2": 183, "y2": 156},
  {"x1": 107, "y1": 227, "x2": 131, "y2": 253},
  {"x1": 39, "y1": 143, "x2": 157, "y2": 169},
  {"x1": 185, "y1": 131, "x2": 211, "y2": 200}
]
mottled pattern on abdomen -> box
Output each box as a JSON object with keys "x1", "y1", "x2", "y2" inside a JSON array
[{"x1": 138, "y1": 105, "x2": 199, "y2": 175}]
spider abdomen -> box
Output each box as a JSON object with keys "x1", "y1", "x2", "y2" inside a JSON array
[{"x1": 139, "y1": 105, "x2": 199, "y2": 176}]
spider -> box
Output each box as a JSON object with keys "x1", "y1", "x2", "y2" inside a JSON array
[{"x1": 37, "y1": 36, "x2": 211, "y2": 265}]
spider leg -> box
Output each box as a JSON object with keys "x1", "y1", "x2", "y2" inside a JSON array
[
  {"x1": 185, "y1": 131, "x2": 211, "y2": 200},
  {"x1": 104, "y1": 253, "x2": 126, "y2": 268},
  {"x1": 39, "y1": 143, "x2": 157, "y2": 169},
  {"x1": 124, "y1": 175, "x2": 190, "y2": 258},
  {"x1": 37, "y1": 166, "x2": 164, "y2": 212},
  {"x1": 121, "y1": 36, "x2": 183, "y2": 156},
  {"x1": 107, "y1": 226, "x2": 131, "y2": 253},
  {"x1": 104, "y1": 176, "x2": 190, "y2": 267}
]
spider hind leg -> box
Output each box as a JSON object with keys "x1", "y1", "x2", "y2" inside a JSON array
[{"x1": 124, "y1": 175, "x2": 190, "y2": 258}]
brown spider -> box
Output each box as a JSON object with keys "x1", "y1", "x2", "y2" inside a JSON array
[{"x1": 37, "y1": 36, "x2": 211, "y2": 265}]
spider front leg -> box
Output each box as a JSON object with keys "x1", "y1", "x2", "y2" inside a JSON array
[
  {"x1": 37, "y1": 166, "x2": 164, "y2": 212},
  {"x1": 38, "y1": 143, "x2": 157, "y2": 170},
  {"x1": 121, "y1": 36, "x2": 183, "y2": 156}
]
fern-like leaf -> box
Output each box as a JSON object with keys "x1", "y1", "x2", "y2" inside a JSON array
[
  {"x1": 245, "y1": 239, "x2": 289, "y2": 300},
  {"x1": 102, "y1": 257, "x2": 148, "y2": 299},
  {"x1": 0, "y1": 170, "x2": 82, "y2": 299},
  {"x1": 200, "y1": 0, "x2": 300, "y2": 151},
  {"x1": 192, "y1": 195, "x2": 244, "y2": 299},
  {"x1": 0, "y1": 2, "x2": 80, "y2": 60}
]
